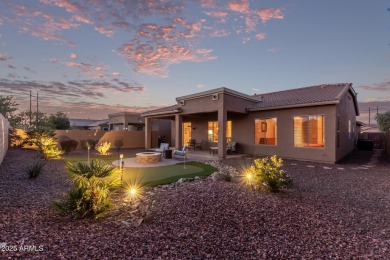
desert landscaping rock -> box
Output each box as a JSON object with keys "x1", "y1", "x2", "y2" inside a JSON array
[{"x1": 1, "y1": 148, "x2": 390, "y2": 258}]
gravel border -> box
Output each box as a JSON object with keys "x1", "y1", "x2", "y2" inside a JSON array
[{"x1": 1, "y1": 148, "x2": 390, "y2": 259}]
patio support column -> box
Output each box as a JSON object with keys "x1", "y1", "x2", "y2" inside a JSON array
[
  {"x1": 218, "y1": 107, "x2": 227, "y2": 158},
  {"x1": 175, "y1": 114, "x2": 182, "y2": 149},
  {"x1": 145, "y1": 117, "x2": 152, "y2": 149}
]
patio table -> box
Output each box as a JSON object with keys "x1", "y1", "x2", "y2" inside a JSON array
[{"x1": 209, "y1": 147, "x2": 218, "y2": 156}]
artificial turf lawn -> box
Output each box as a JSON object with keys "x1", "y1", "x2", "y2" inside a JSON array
[{"x1": 62, "y1": 158, "x2": 217, "y2": 187}]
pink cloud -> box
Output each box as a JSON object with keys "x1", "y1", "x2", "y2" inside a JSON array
[
  {"x1": 95, "y1": 26, "x2": 114, "y2": 37},
  {"x1": 70, "y1": 53, "x2": 77, "y2": 59},
  {"x1": 256, "y1": 8, "x2": 284, "y2": 23},
  {"x1": 111, "y1": 72, "x2": 121, "y2": 76},
  {"x1": 0, "y1": 53, "x2": 11, "y2": 61},
  {"x1": 228, "y1": 0, "x2": 250, "y2": 13},
  {"x1": 360, "y1": 82, "x2": 390, "y2": 91},
  {"x1": 50, "y1": 57, "x2": 59, "y2": 63},
  {"x1": 7, "y1": 64, "x2": 16, "y2": 69},
  {"x1": 256, "y1": 32, "x2": 266, "y2": 40}
]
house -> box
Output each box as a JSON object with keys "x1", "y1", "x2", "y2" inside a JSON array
[
  {"x1": 141, "y1": 83, "x2": 359, "y2": 163},
  {"x1": 87, "y1": 119, "x2": 109, "y2": 131},
  {"x1": 108, "y1": 112, "x2": 145, "y2": 131},
  {"x1": 69, "y1": 119, "x2": 103, "y2": 130}
]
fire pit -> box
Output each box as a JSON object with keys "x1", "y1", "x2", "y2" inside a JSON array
[{"x1": 136, "y1": 152, "x2": 161, "y2": 164}]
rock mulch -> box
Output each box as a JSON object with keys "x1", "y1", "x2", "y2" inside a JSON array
[{"x1": 1, "y1": 148, "x2": 390, "y2": 259}]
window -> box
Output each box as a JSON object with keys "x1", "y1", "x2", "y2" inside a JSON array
[
  {"x1": 294, "y1": 115, "x2": 324, "y2": 148},
  {"x1": 255, "y1": 118, "x2": 277, "y2": 145},
  {"x1": 208, "y1": 121, "x2": 232, "y2": 142}
]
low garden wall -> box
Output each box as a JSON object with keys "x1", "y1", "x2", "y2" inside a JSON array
[{"x1": 0, "y1": 114, "x2": 9, "y2": 165}]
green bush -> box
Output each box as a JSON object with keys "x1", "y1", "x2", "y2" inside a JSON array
[
  {"x1": 25, "y1": 128, "x2": 63, "y2": 159},
  {"x1": 95, "y1": 141, "x2": 111, "y2": 155},
  {"x1": 54, "y1": 159, "x2": 121, "y2": 218},
  {"x1": 26, "y1": 160, "x2": 46, "y2": 178},
  {"x1": 60, "y1": 139, "x2": 78, "y2": 153},
  {"x1": 247, "y1": 155, "x2": 293, "y2": 192}
]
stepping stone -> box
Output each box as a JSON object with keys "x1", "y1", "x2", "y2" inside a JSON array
[
  {"x1": 307, "y1": 165, "x2": 315, "y2": 168},
  {"x1": 337, "y1": 167, "x2": 345, "y2": 170},
  {"x1": 323, "y1": 166, "x2": 332, "y2": 170}
]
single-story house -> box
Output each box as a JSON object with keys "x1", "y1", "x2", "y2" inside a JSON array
[
  {"x1": 69, "y1": 119, "x2": 104, "y2": 130},
  {"x1": 108, "y1": 112, "x2": 145, "y2": 131},
  {"x1": 141, "y1": 83, "x2": 359, "y2": 163}
]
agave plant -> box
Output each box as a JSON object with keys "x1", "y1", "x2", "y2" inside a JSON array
[{"x1": 55, "y1": 159, "x2": 121, "y2": 218}]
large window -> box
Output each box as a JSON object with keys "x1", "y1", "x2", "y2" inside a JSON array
[
  {"x1": 293, "y1": 115, "x2": 324, "y2": 148},
  {"x1": 208, "y1": 121, "x2": 232, "y2": 142},
  {"x1": 255, "y1": 118, "x2": 277, "y2": 145}
]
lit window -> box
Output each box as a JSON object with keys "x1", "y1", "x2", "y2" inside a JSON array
[
  {"x1": 208, "y1": 121, "x2": 232, "y2": 142},
  {"x1": 294, "y1": 115, "x2": 324, "y2": 148},
  {"x1": 255, "y1": 118, "x2": 277, "y2": 145}
]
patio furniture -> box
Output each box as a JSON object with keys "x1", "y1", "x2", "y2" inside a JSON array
[
  {"x1": 155, "y1": 143, "x2": 169, "y2": 157},
  {"x1": 188, "y1": 139, "x2": 204, "y2": 150},
  {"x1": 195, "y1": 140, "x2": 205, "y2": 150},
  {"x1": 164, "y1": 149, "x2": 173, "y2": 159},
  {"x1": 209, "y1": 146, "x2": 218, "y2": 156},
  {"x1": 173, "y1": 145, "x2": 187, "y2": 159},
  {"x1": 227, "y1": 141, "x2": 237, "y2": 155}
]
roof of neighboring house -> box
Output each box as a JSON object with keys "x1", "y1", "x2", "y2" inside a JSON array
[
  {"x1": 141, "y1": 83, "x2": 359, "y2": 117},
  {"x1": 88, "y1": 119, "x2": 109, "y2": 127},
  {"x1": 69, "y1": 119, "x2": 102, "y2": 127},
  {"x1": 247, "y1": 83, "x2": 357, "y2": 113},
  {"x1": 108, "y1": 112, "x2": 141, "y2": 118}
]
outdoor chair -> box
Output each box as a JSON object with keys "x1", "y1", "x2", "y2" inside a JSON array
[
  {"x1": 188, "y1": 139, "x2": 203, "y2": 150},
  {"x1": 173, "y1": 145, "x2": 187, "y2": 159},
  {"x1": 155, "y1": 143, "x2": 169, "y2": 157},
  {"x1": 227, "y1": 141, "x2": 237, "y2": 155}
]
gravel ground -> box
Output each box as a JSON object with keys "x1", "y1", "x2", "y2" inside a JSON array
[{"x1": 1, "y1": 148, "x2": 390, "y2": 259}]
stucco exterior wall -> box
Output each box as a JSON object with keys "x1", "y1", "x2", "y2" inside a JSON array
[
  {"x1": 56, "y1": 130, "x2": 106, "y2": 149},
  {"x1": 233, "y1": 105, "x2": 337, "y2": 163},
  {"x1": 0, "y1": 114, "x2": 9, "y2": 165},
  {"x1": 335, "y1": 91, "x2": 357, "y2": 161}
]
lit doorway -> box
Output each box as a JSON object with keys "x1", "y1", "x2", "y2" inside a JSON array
[{"x1": 182, "y1": 122, "x2": 192, "y2": 146}]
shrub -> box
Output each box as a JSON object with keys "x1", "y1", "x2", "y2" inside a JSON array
[
  {"x1": 25, "y1": 128, "x2": 63, "y2": 159},
  {"x1": 60, "y1": 139, "x2": 78, "y2": 153},
  {"x1": 54, "y1": 159, "x2": 121, "y2": 218},
  {"x1": 80, "y1": 139, "x2": 98, "y2": 150},
  {"x1": 95, "y1": 141, "x2": 111, "y2": 155},
  {"x1": 210, "y1": 162, "x2": 238, "y2": 182},
  {"x1": 26, "y1": 160, "x2": 46, "y2": 178},
  {"x1": 247, "y1": 155, "x2": 293, "y2": 192}
]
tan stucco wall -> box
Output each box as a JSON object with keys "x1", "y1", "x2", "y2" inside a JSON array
[
  {"x1": 56, "y1": 130, "x2": 106, "y2": 149},
  {"x1": 335, "y1": 91, "x2": 357, "y2": 161},
  {"x1": 232, "y1": 105, "x2": 337, "y2": 163},
  {"x1": 0, "y1": 114, "x2": 9, "y2": 165}
]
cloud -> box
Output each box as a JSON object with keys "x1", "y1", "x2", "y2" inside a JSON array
[
  {"x1": 267, "y1": 48, "x2": 280, "y2": 53},
  {"x1": 95, "y1": 26, "x2": 114, "y2": 37},
  {"x1": 255, "y1": 32, "x2": 266, "y2": 40},
  {"x1": 7, "y1": 64, "x2": 16, "y2": 69},
  {"x1": 70, "y1": 53, "x2": 77, "y2": 59},
  {"x1": 50, "y1": 58, "x2": 59, "y2": 63},
  {"x1": 256, "y1": 8, "x2": 284, "y2": 23},
  {"x1": 359, "y1": 82, "x2": 390, "y2": 91},
  {"x1": 196, "y1": 84, "x2": 205, "y2": 88},
  {"x1": 111, "y1": 72, "x2": 121, "y2": 76},
  {"x1": 0, "y1": 53, "x2": 12, "y2": 61},
  {"x1": 228, "y1": 0, "x2": 250, "y2": 13},
  {"x1": 0, "y1": 79, "x2": 145, "y2": 103}
]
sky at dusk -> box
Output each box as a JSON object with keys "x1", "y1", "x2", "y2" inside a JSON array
[{"x1": 0, "y1": 0, "x2": 389, "y2": 121}]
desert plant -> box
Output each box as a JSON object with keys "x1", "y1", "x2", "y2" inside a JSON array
[
  {"x1": 247, "y1": 155, "x2": 292, "y2": 192},
  {"x1": 95, "y1": 141, "x2": 111, "y2": 155},
  {"x1": 25, "y1": 128, "x2": 63, "y2": 159},
  {"x1": 26, "y1": 160, "x2": 46, "y2": 178},
  {"x1": 60, "y1": 139, "x2": 78, "y2": 153},
  {"x1": 54, "y1": 159, "x2": 121, "y2": 218}
]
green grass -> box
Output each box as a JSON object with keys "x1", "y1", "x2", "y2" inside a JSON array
[
  {"x1": 124, "y1": 161, "x2": 217, "y2": 187},
  {"x1": 62, "y1": 158, "x2": 217, "y2": 187}
]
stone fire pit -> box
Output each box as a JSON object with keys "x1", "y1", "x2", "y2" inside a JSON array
[{"x1": 136, "y1": 152, "x2": 161, "y2": 164}]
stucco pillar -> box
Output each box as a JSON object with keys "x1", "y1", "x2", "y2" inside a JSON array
[
  {"x1": 175, "y1": 114, "x2": 182, "y2": 149},
  {"x1": 218, "y1": 107, "x2": 227, "y2": 158},
  {"x1": 145, "y1": 117, "x2": 152, "y2": 149}
]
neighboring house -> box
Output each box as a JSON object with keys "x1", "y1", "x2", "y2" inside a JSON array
[
  {"x1": 69, "y1": 119, "x2": 103, "y2": 130},
  {"x1": 87, "y1": 119, "x2": 109, "y2": 131},
  {"x1": 141, "y1": 83, "x2": 359, "y2": 163},
  {"x1": 108, "y1": 112, "x2": 145, "y2": 131}
]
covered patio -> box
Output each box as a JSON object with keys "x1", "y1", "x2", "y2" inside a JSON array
[{"x1": 141, "y1": 88, "x2": 259, "y2": 159}]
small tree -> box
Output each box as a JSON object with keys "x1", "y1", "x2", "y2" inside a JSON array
[
  {"x1": 376, "y1": 111, "x2": 390, "y2": 132},
  {"x1": 25, "y1": 128, "x2": 63, "y2": 159},
  {"x1": 48, "y1": 112, "x2": 70, "y2": 130},
  {"x1": 0, "y1": 95, "x2": 19, "y2": 126}
]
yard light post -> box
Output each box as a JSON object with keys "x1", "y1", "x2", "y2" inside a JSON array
[
  {"x1": 87, "y1": 143, "x2": 91, "y2": 165},
  {"x1": 120, "y1": 154, "x2": 124, "y2": 185}
]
